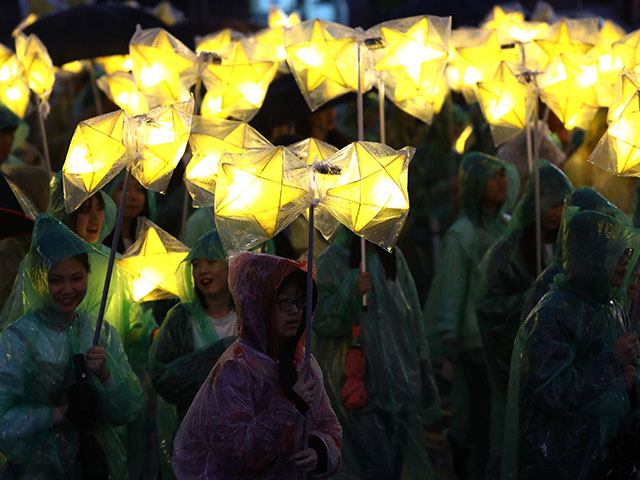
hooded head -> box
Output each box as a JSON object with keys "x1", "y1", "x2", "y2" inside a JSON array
[
  {"x1": 228, "y1": 252, "x2": 315, "y2": 356},
  {"x1": 509, "y1": 159, "x2": 574, "y2": 232},
  {"x1": 46, "y1": 171, "x2": 117, "y2": 245},
  {"x1": 458, "y1": 151, "x2": 519, "y2": 222},
  {"x1": 103, "y1": 170, "x2": 157, "y2": 222},
  {"x1": 559, "y1": 210, "x2": 638, "y2": 298}
]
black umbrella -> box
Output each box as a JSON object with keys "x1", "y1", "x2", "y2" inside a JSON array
[
  {"x1": 21, "y1": 3, "x2": 167, "y2": 66},
  {"x1": 0, "y1": 172, "x2": 36, "y2": 240}
]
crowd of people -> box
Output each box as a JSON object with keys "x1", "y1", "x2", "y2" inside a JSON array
[{"x1": 0, "y1": 68, "x2": 640, "y2": 480}]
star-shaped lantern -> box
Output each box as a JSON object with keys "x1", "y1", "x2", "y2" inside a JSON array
[
  {"x1": 116, "y1": 218, "x2": 189, "y2": 301},
  {"x1": 369, "y1": 15, "x2": 451, "y2": 123},
  {"x1": 62, "y1": 97, "x2": 194, "y2": 212},
  {"x1": 200, "y1": 39, "x2": 278, "y2": 121},
  {"x1": 196, "y1": 29, "x2": 242, "y2": 54},
  {"x1": 97, "y1": 72, "x2": 151, "y2": 116},
  {"x1": 476, "y1": 60, "x2": 535, "y2": 145},
  {"x1": 285, "y1": 19, "x2": 373, "y2": 111},
  {"x1": 14, "y1": 33, "x2": 55, "y2": 108},
  {"x1": 534, "y1": 18, "x2": 598, "y2": 68},
  {"x1": 214, "y1": 145, "x2": 309, "y2": 252},
  {"x1": 538, "y1": 53, "x2": 600, "y2": 129},
  {"x1": 592, "y1": 19, "x2": 626, "y2": 106},
  {"x1": 611, "y1": 28, "x2": 640, "y2": 75},
  {"x1": 608, "y1": 70, "x2": 640, "y2": 123},
  {"x1": 184, "y1": 116, "x2": 271, "y2": 207},
  {"x1": 0, "y1": 44, "x2": 29, "y2": 117},
  {"x1": 320, "y1": 141, "x2": 415, "y2": 251},
  {"x1": 588, "y1": 89, "x2": 640, "y2": 176}
]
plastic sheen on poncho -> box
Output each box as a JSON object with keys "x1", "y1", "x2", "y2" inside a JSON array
[
  {"x1": 149, "y1": 230, "x2": 237, "y2": 420},
  {"x1": 173, "y1": 252, "x2": 342, "y2": 479},
  {"x1": 312, "y1": 230, "x2": 441, "y2": 480},
  {"x1": 521, "y1": 186, "x2": 635, "y2": 322},
  {"x1": 0, "y1": 214, "x2": 142, "y2": 478},
  {"x1": 502, "y1": 210, "x2": 640, "y2": 479},
  {"x1": 424, "y1": 151, "x2": 520, "y2": 359},
  {"x1": 476, "y1": 159, "x2": 574, "y2": 402}
]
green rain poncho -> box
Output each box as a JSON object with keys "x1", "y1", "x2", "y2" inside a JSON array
[
  {"x1": 502, "y1": 210, "x2": 640, "y2": 479},
  {"x1": 521, "y1": 186, "x2": 633, "y2": 322},
  {"x1": 0, "y1": 101, "x2": 29, "y2": 167},
  {"x1": 312, "y1": 231, "x2": 441, "y2": 480},
  {"x1": 424, "y1": 152, "x2": 519, "y2": 359},
  {"x1": 0, "y1": 215, "x2": 142, "y2": 478},
  {"x1": 149, "y1": 230, "x2": 237, "y2": 420}
]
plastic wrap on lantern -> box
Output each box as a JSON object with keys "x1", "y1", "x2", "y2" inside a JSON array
[
  {"x1": 608, "y1": 70, "x2": 640, "y2": 124},
  {"x1": 184, "y1": 116, "x2": 271, "y2": 207},
  {"x1": 200, "y1": 39, "x2": 278, "y2": 122},
  {"x1": 457, "y1": 28, "x2": 519, "y2": 85},
  {"x1": 130, "y1": 27, "x2": 197, "y2": 107},
  {"x1": 97, "y1": 72, "x2": 151, "y2": 116},
  {"x1": 476, "y1": 60, "x2": 535, "y2": 146},
  {"x1": 285, "y1": 19, "x2": 374, "y2": 111},
  {"x1": 116, "y1": 218, "x2": 189, "y2": 302},
  {"x1": 0, "y1": 73, "x2": 29, "y2": 118},
  {"x1": 250, "y1": 27, "x2": 290, "y2": 73},
  {"x1": 14, "y1": 33, "x2": 55, "y2": 107},
  {"x1": 367, "y1": 15, "x2": 451, "y2": 124},
  {"x1": 94, "y1": 54, "x2": 134, "y2": 74},
  {"x1": 128, "y1": 96, "x2": 194, "y2": 194},
  {"x1": 611, "y1": 29, "x2": 640, "y2": 76},
  {"x1": 534, "y1": 18, "x2": 598, "y2": 67},
  {"x1": 538, "y1": 53, "x2": 600, "y2": 130},
  {"x1": 591, "y1": 19, "x2": 626, "y2": 107},
  {"x1": 288, "y1": 137, "x2": 342, "y2": 239},
  {"x1": 214, "y1": 146, "x2": 309, "y2": 254},
  {"x1": 320, "y1": 141, "x2": 414, "y2": 251},
  {"x1": 196, "y1": 29, "x2": 243, "y2": 54},
  {"x1": 588, "y1": 90, "x2": 640, "y2": 176},
  {"x1": 62, "y1": 109, "x2": 129, "y2": 212}
]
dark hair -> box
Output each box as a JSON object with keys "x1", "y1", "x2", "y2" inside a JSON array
[
  {"x1": 68, "y1": 253, "x2": 91, "y2": 273},
  {"x1": 72, "y1": 194, "x2": 105, "y2": 232}
]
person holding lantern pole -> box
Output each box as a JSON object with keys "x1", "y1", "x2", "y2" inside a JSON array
[
  {"x1": 0, "y1": 214, "x2": 142, "y2": 478},
  {"x1": 502, "y1": 210, "x2": 640, "y2": 479},
  {"x1": 476, "y1": 160, "x2": 573, "y2": 478},
  {"x1": 312, "y1": 229, "x2": 440, "y2": 480},
  {"x1": 173, "y1": 251, "x2": 342, "y2": 479},
  {"x1": 423, "y1": 152, "x2": 519, "y2": 480}
]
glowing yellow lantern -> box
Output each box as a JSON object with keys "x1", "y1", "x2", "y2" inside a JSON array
[
  {"x1": 200, "y1": 39, "x2": 278, "y2": 121},
  {"x1": 130, "y1": 27, "x2": 196, "y2": 106},
  {"x1": 250, "y1": 27, "x2": 290, "y2": 73},
  {"x1": 196, "y1": 29, "x2": 242, "y2": 54},
  {"x1": 612, "y1": 28, "x2": 640, "y2": 74},
  {"x1": 97, "y1": 72, "x2": 150, "y2": 116},
  {"x1": 534, "y1": 18, "x2": 598, "y2": 67},
  {"x1": 320, "y1": 141, "x2": 415, "y2": 251},
  {"x1": 14, "y1": 33, "x2": 55, "y2": 104},
  {"x1": 94, "y1": 54, "x2": 134, "y2": 74},
  {"x1": 608, "y1": 70, "x2": 640, "y2": 123},
  {"x1": 590, "y1": 19, "x2": 626, "y2": 106},
  {"x1": 481, "y1": 5, "x2": 525, "y2": 31},
  {"x1": 214, "y1": 145, "x2": 309, "y2": 252},
  {"x1": 369, "y1": 15, "x2": 451, "y2": 124},
  {"x1": 151, "y1": 1, "x2": 185, "y2": 26},
  {"x1": 288, "y1": 136, "x2": 341, "y2": 239},
  {"x1": 59, "y1": 60, "x2": 85, "y2": 75},
  {"x1": 588, "y1": 90, "x2": 640, "y2": 176},
  {"x1": 285, "y1": 19, "x2": 373, "y2": 111},
  {"x1": 116, "y1": 218, "x2": 189, "y2": 301},
  {"x1": 457, "y1": 29, "x2": 517, "y2": 83},
  {"x1": 11, "y1": 13, "x2": 38, "y2": 38},
  {"x1": 268, "y1": 5, "x2": 300, "y2": 28},
  {"x1": 476, "y1": 60, "x2": 535, "y2": 145},
  {"x1": 0, "y1": 71, "x2": 30, "y2": 118},
  {"x1": 538, "y1": 53, "x2": 600, "y2": 129},
  {"x1": 184, "y1": 116, "x2": 271, "y2": 206},
  {"x1": 63, "y1": 109, "x2": 129, "y2": 212}
]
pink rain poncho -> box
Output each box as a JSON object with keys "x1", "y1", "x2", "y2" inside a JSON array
[{"x1": 173, "y1": 252, "x2": 342, "y2": 479}]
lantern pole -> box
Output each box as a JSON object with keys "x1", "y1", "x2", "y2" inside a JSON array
[
  {"x1": 356, "y1": 39, "x2": 369, "y2": 310},
  {"x1": 378, "y1": 77, "x2": 385, "y2": 145},
  {"x1": 35, "y1": 98, "x2": 52, "y2": 175},
  {"x1": 88, "y1": 60, "x2": 103, "y2": 115},
  {"x1": 93, "y1": 169, "x2": 131, "y2": 346},
  {"x1": 533, "y1": 100, "x2": 542, "y2": 276}
]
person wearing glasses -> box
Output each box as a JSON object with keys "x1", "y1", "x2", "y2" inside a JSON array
[{"x1": 172, "y1": 251, "x2": 342, "y2": 479}]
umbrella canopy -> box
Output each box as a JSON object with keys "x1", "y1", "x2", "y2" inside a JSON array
[{"x1": 22, "y1": 3, "x2": 167, "y2": 66}]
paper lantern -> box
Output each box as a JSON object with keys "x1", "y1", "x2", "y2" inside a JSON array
[
  {"x1": 214, "y1": 145, "x2": 309, "y2": 252},
  {"x1": 591, "y1": 19, "x2": 627, "y2": 107},
  {"x1": 268, "y1": 5, "x2": 300, "y2": 29},
  {"x1": 116, "y1": 218, "x2": 189, "y2": 301},
  {"x1": 320, "y1": 141, "x2": 415, "y2": 251},
  {"x1": 94, "y1": 54, "x2": 134, "y2": 74},
  {"x1": 14, "y1": 33, "x2": 55, "y2": 103},
  {"x1": 285, "y1": 19, "x2": 374, "y2": 111},
  {"x1": 184, "y1": 116, "x2": 271, "y2": 206},
  {"x1": 534, "y1": 18, "x2": 598, "y2": 67},
  {"x1": 608, "y1": 70, "x2": 640, "y2": 123},
  {"x1": 196, "y1": 29, "x2": 242, "y2": 54},
  {"x1": 0, "y1": 46, "x2": 29, "y2": 117},
  {"x1": 611, "y1": 28, "x2": 640, "y2": 74},
  {"x1": 97, "y1": 72, "x2": 150, "y2": 116}
]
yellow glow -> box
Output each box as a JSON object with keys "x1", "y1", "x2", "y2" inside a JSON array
[
  {"x1": 455, "y1": 125, "x2": 473, "y2": 154},
  {"x1": 139, "y1": 64, "x2": 167, "y2": 88},
  {"x1": 95, "y1": 55, "x2": 134, "y2": 74},
  {"x1": 462, "y1": 65, "x2": 481, "y2": 85},
  {"x1": 15, "y1": 33, "x2": 55, "y2": 101},
  {"x1": 11, "y1": 14, "x2": 37, "y2": 37},
  {"x1": 535, "y1": 19, "x2": 596, "y2": 65},
  {"x1": 196, "y1": 29, "x2": 237, "y2": 54},
  {"x1": 608, "y1": 71, "x2": 640, "y2": 123},
  {"x1": 576, "y1": 64, "x2": 598, "y2": 88},
  {"x1": 457, "y1": 30, "x2": 508, "y2": 85},
  {"x1": 60, "y1": 60, "x2": 85, "y2": 74},
  {"x1": 97, "y1": 72, "x2": 151, "y2": 116},
  {"x1": 116, "y1": 220, "x2": 189, "y2": 302},
  {"x1": 481, "y1": 5, "x2": 524, "y2": 31},
  {"x1": 0, "y1": 76, "x2": 29, "y2": 117}
]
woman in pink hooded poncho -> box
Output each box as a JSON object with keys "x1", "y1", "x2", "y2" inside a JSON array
[{"x1": 173, "y1": 252, "x2": 342, "y2": 479}]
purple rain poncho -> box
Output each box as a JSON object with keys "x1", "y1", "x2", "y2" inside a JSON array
[{"x1": 173, "y1": 252, "x2": 342, "y2": 479}]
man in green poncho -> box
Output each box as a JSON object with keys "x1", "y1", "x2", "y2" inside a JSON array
[
  {"x1": 502, "y1": 210, "x2": 640, "y2": 479},
  {"x1": 424, "y1": 152, "x2": 519, "y2": 479},
  {"x1": 476, "y1": 160, "x2": 574, "y2": 478},
  {"x1": 312, "y1": 230, "x2": 441, "y2": 480}
]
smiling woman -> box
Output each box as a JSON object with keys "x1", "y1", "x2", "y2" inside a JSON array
[{"x1": 47, "y1": 253, "x2": 90, "y2": 321}]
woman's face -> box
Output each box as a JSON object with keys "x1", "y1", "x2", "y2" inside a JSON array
[
  {"x1": 48, "y1": 257, "x2": 88, "y2": 319},
  {"x1": 75, "y1": 195, "x2": 105, "y2": 244},
  {"x1": 483, "y1": 169, "x2": 508, "y2": 206},
  {"x1": 273, "y1": 282, "x2": 305, "y2": 339},
  {"x1": 192, "y1": 258, "x2": 229, "y2": 298},
  {"x1": 112, "y1": 177, "x2": 146, "y2": 220}
]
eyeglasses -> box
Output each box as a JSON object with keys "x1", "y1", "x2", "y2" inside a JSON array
[{"x1": 276, "y1": 297, "x2": 306, "y2": 313}]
